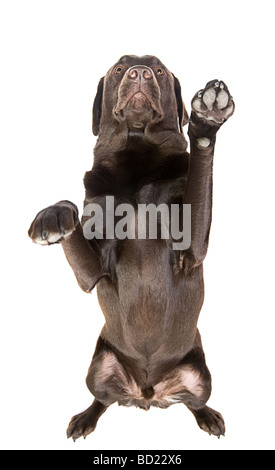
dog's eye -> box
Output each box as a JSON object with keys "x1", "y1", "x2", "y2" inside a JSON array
[
  {"x1": 156, "y1": 67, "x2": 165, "y2": 76},
  {"x1": 114, "y1": 65, "x2": 124, "y2": 74}
]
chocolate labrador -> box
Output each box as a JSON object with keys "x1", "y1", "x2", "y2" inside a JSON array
[{"x1": 28, "y1": 55, "x2": 234, "y2": 440}]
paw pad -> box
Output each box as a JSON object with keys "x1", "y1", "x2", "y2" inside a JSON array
[
  {"x1": 197, "y1": 137, "x2": 211, "y2": 148},
  {"x1": 192, "y1": 80, "x2": 234, "y2": 125}
]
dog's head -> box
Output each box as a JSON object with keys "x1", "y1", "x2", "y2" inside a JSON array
[{"x1": 92, "y1": 55, "x2": 189, "y2": 156}]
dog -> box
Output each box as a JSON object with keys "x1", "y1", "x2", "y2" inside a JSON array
[{"x1": 28, "y1": 55, "x2": 234, "y2": 440}]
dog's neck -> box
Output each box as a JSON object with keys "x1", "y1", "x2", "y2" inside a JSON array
[
  {"x1": 126, "y1": 131, "x2": 155, "y2": 152},
  {"x1": 94, "y1": 124, "x2": 188, "y2": 165}
]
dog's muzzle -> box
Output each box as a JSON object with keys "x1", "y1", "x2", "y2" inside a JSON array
[{"x1": 114, "y1": 65, "x2": 163, "y2": 123}]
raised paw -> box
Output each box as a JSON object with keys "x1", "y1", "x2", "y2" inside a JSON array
[
  {"x1": 28, "y1": 200, "x2": 79, "y2": 245},
  {"x1": 190, "y1": 405, "x2": 226, "y2": 438},
  {"x1": 192, "y1": 80, "x2": 234, "y2": 125}
]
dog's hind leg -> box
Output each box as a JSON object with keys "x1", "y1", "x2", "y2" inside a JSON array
[
  {"x1": 67, "y1": 336, "x2": 131, "y2": 441},
  {"x1": 183, "y1": 337, "x2": 226, "y2": 438},
  {"x1": 180, "y1": 347, "x2": 225, "y2": 438},
  {"x1": 165, "y1": 333, "x2": 225, "y2": 438}
]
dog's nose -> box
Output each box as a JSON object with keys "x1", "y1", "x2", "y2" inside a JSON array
[{"x1": 128, "y1": 65, "x2": 153, "y2": 82}]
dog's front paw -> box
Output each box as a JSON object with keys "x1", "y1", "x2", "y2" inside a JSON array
[
  {"x1": 191, "y1": 80, "x2": 235, "y2": 125},
  {"x1": 28, "y1": 200, "x2": 79, "y2": 245}
]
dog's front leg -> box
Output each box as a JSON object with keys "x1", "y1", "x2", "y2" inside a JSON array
[
  {"x1": 28, "y1": 200, "x2": 102, "y2": 292},
  {"x1": 183, "y1": 80, "x2": 235, "y2": 271}
]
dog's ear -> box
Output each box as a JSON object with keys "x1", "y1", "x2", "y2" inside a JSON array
[
  {"x1": 173, "y1": 75, "x2": 189, "y2": 132},
  {"x1": 92, "y1": 77, "x2": 104, "y2": 136}
]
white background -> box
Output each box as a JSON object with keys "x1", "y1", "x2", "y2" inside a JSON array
[{"x1": 1, "y1": 0, "x2": 274, "y2": 451}]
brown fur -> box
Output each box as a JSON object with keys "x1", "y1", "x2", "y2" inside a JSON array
[{"x1": 28, "y1": 55, "x2": 234, "y2": 440}]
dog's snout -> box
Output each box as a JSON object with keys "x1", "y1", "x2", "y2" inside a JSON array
[{"x1": 128, "y1": 65, "x2": 153, "y2": 82}]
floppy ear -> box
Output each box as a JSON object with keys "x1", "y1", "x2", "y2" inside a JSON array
[
  {"x1": 92, "y1": 77, "x2": 104, "y2": 136},
  {"x1": 173, "y1": 75, "x2": 189, "y2": 132}
]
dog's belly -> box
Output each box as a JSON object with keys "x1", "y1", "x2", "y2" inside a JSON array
[{"x1": 97, "y1": 240, "x2": 204, "y2": 361}]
